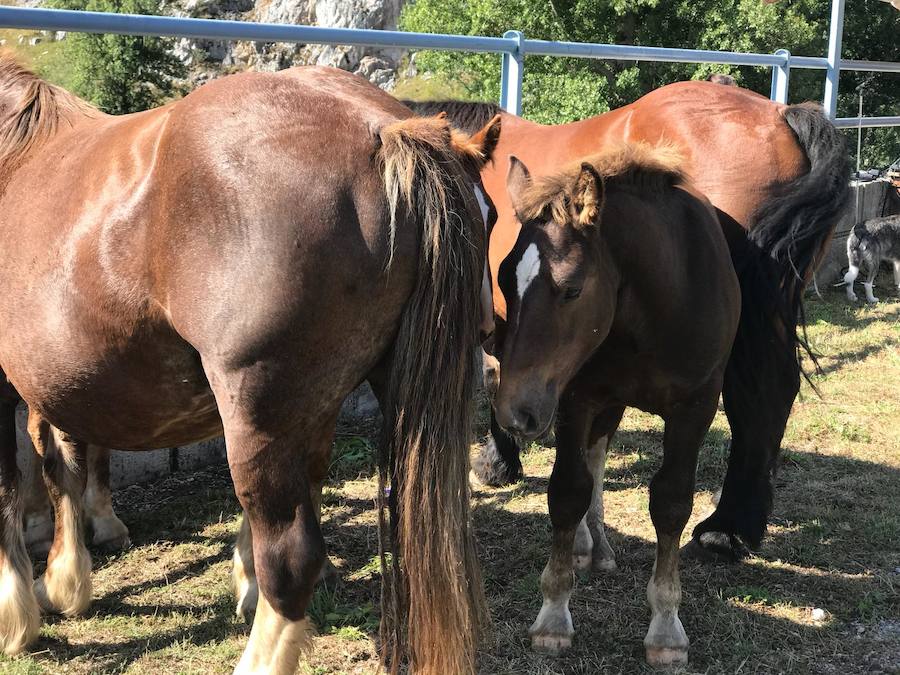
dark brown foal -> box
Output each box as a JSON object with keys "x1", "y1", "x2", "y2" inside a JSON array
[{"x1": 492, "y1": 146, "x2": 740, "y2": 666}]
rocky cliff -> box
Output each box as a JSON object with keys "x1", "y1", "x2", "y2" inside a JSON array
[{"x1": 169, "y1": 0, "x2": 406, "y2": 88}]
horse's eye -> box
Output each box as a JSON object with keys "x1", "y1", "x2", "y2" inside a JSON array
[{"x1": 563, "y1": 287, "x2": 582, "y2": 301}]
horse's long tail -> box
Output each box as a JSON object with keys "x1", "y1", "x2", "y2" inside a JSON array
[
  {"x1": 748, "y1": 102, "x2": 851, "y2": 338},
  {"x1": 377, "y1": 115, "x2": 488, "y2": 674},
  {"x1": 694, "y1": 103, "x2": 850, "y2": 552}
]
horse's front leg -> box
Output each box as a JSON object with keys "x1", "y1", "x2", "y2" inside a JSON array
[
  {"x1": 473, "y1": 409, "x2": 524, "y2": 487},
  {"x1": 573, "y1": 405, "x2": 625, "y2": 574},
  {"x1": 529, "y1": 395, "x2": 593, "y2": 653},
  {"x1": 644, "y1": 386, "x2": 719, "y2": 667}
]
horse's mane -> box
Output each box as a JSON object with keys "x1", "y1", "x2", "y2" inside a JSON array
[
  {"x1": 0, "y1": 54, "x2": 95, "y2": 170},
  {"x1": 516, "y1": 142, "x2": 687, "y2": 223},
  {"x1": 401, "y1": 99, "x2": 503, "y2": 133}
]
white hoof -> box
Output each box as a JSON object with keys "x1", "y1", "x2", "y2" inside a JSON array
[
  {"x1": 90, "y1": 515, "x2": 131, "y2": 550},
  {"x1": 646, "y1": 646, "x2": 689, "y2": 667},
  {"x1": 529, "y1": 601, "x2": 574, "y2": 655},
  {"x1": 531, "y1": 632, "x2": 572, "y2": 654}
]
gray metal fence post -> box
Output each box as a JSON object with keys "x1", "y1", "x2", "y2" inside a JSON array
[
  {"x1": 769, "y1": 49, "x2": 791, "y2": 103},
  {"x1": 823, "y1": 0, "x2": 846, "y2": 118},
  {"x1": 500, "y1": 30, "x2": 524, "y2": 115}
]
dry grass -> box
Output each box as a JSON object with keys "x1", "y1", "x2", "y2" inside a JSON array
[{"x1": 1, "y1": 271, "x2": 898, "y2": 674}]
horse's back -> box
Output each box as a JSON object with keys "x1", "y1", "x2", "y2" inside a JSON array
[{"x1": 616, "y1": 81, "x2": 808, "y2": 227}]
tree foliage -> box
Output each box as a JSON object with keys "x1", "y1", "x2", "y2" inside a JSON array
[
  {"x1": 48, "y1": 0, "x2": 185, "y2": 114},
  {"x1": 401, "y1": 0, "x2": 899, "y2": 166}
]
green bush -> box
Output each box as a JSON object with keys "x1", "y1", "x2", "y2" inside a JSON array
[{"x1": 48, "y1": 0, "x2": 185, "y2": 114}]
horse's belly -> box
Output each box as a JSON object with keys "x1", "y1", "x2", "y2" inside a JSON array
[{"x1": 13, "y1": 343, "x2": 223, "y2": 451}]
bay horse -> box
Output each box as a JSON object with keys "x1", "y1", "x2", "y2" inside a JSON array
[
  {"x1": 493, "y1": 146, "x2": 740, "y2": 665},
  {"x1": 0, "y1": 58, "x2": 498, "y2": 673},
  {"x1": 408, "y1": 82, "x2": 850, "y2": 560}
]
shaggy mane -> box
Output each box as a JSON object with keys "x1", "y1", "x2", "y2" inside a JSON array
[
  {"x1": 0, "y1": 53, "x2": 96, "y2": 171},
  {"x1": 517, "y1": 142, "x2": 686, "y2": 223}
]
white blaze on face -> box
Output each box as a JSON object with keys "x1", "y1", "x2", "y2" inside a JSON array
[{"x1": 516, "y1": 242, "x2": 541, "y2": 300}]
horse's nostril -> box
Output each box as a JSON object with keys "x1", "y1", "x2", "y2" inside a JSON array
[{"x1": 517, "y1": 407, "x2": 539, "y2": 436}]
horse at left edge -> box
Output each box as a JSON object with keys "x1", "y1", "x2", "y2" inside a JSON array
[{"x1": 0, "y1": 56, "x2": 502, "y2": 674}]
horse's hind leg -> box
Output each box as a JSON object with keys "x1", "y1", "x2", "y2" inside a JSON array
[
  {"x1": 231, "y1": 478, "x2": 334, "y2": 624},
  {"x1": 573, "y1": 406, "x2": 625, "y2": 574},
  {"x1": 530, "y1": 398, "x2": 593, "y2": 653},
  {"x1": 84, "y1": 446, "x2": 129, "y2": 550},
  {"x1": 644, "y1": 388, "x2": 719, "y2": 667},
  {"x1": 223, "y1": 404, "x2": 334, "y2": 674},
  {"x1": 893, "y1": 259, "x2": 900, "y2": 290},
  {"x1": 0, "y1": 398, "x2": 40, "y2": 654},
  {"x1": 31, "y1": 422, "x2": 92, "y2": 617}
]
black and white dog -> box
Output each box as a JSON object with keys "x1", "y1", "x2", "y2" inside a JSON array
[{"x1": 844, "y1": 214, "x2": 900, "y2": 303}]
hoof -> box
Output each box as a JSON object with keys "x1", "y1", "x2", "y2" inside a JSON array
[
  {"x1": 89, "y1": 516, "x2": 131, "y2": 551},
  {"x1": 681, "y1": 532, "x2": 747, "y2": 563},
  {"x1": 593, "y1": 557, "x2": 617, "y2": 572},
  {"x1": 531, "y1": 633, "x2": 572, "y2": 654},
  {"x1": 472, "y1": 439, "x2": 523, "y2": 487},
  {"x1": 646, "y1": 646, "x2": 688, "y2": 667}
]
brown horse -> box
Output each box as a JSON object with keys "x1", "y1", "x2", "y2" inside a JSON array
[
  {"x1": 0, "y1": 58, "x2": 497, "y2": 673},
  {"x1": 493, "y1": 146, "x2": 740, "y2": 665},
  {"x1": 408, "y1": 82, "x2": 850, "y2": 560}
]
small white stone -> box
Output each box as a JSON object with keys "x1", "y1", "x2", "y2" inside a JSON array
[{"x1": 811, "y1": 608, "x2": 826, "y2": 621}]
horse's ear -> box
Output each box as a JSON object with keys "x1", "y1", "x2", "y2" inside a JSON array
[
  {"x1": 450, "y1": 114, "x2": 502, "y2": 179},
  {"x1": 506, "y1": 155, "x2": 532, "y2": 218},
  {"x1": 571, "y1": 162, "x2": 604, "y2": 229},
  {"x1": 468, "y1": 114, "x2": 502, "y2": 165}
]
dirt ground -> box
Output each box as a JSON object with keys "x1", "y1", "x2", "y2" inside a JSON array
[{"x1": 0, "y1": 272, "x2": 898, "y2": 674}]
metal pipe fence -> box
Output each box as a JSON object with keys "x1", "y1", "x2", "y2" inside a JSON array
[{"x1": 0, "y1": 0, "x2": 897, "y2": 128}]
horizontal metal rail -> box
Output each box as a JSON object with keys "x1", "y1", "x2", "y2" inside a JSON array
[
  {"x1": 0, "y1": 6, "x2": 517, "y2": 53},
  {"x1": 0, "y1": 5, "x2": 897, "y2": 127},
  {"x1": 1, "y1": 7, "x2": 897, "y2": 74},
  {"x1": 834, "y1": 116, "x2": 900, "y2": 128}
]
